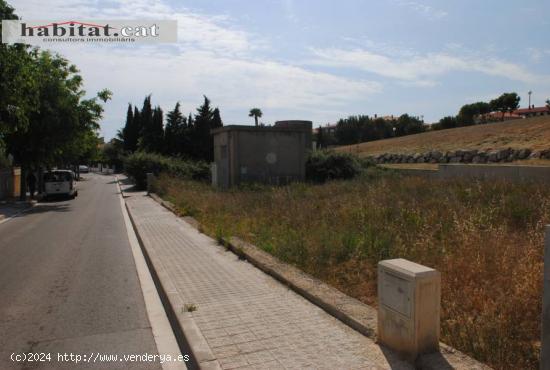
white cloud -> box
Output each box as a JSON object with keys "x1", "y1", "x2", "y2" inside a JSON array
[
  {"x1": 11, "y1": 0, "x2": 385, "y2": 138},
  {"x1": 309, "y1": 47, "x2": 549, "y2": 86},
  {"x1": 44, "y1": 45, "x2": 380, "y2": 138},
  {"x1": 526, "y1": 47, "x2": 550, "y2": 63},
  {"x1": 14, "y1": 0, "x2": 256, "y2": 54},
  {"x1": 393, "y1": 0, "x2": 448, "y2": 19},
  {"x1": 67, "y1": 47, "x2": 381, "y2": 110}
]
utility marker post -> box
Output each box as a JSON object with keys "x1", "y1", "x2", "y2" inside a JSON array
[{"x1": 378, "y1": 258, "x2": 440, "y2": 363}]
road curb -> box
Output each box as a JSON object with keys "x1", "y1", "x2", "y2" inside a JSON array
[
  {"x1": 115, "y1": 176, "x2": 187, "y2": 370},
  {"x1": 0, "y1": 201, "x2": 37, "y2": 225},
  {"x1": 149, "y1": 192, "x2": 491, "y2": 370},
  {"x1": 122, "y1": 188, "x2": 221, "y2": 370}
]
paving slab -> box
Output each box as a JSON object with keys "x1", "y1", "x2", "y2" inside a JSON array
[{"x1": 123, "y1": 187, "x2": 413, "y2": 370}]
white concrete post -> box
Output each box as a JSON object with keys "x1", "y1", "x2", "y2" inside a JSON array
[
  {"x1": 542, "y1": 225, "x2": 550, "y2": 370},
  {"x1": 378, "y1": 258, "x2": 440, "y2": 362}
]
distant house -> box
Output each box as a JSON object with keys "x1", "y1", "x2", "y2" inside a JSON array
[
  {"x1": 381, "y1": 115, "x2": 398, "y2": 121},
  {"x1": 475, "y1": 111, "x2": 523, "y2": 123},
  {"x1": 313, "y1": 123, "x2": 337, "y2": 135},
  {"x1": 514, "y1": 106, "x2": 550, "y2": 118}
]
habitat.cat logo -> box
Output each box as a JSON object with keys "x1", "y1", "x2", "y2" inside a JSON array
[{"x1": 2, "y1": 20, "x2": 177, "y2": 44}]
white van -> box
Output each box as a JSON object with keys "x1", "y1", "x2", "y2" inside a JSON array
[{"x1": 43, "y1": 170, "x2": 78, "y2": 199}]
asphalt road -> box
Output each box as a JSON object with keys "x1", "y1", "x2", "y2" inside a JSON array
[{"x1": 0, "y1": 173, "x2": 161, "y2": 369}]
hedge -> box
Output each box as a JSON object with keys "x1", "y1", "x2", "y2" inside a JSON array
[{"x1": 124, "y1": 152, "x2": 209, "y2": 189}]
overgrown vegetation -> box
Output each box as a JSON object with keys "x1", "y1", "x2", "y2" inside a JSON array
[
  {"x1": 305, "y1": 150, "x2": 364, "y2": 182},
  {"x1": 124, "y1": 151, "x2": 209, "y2": 189},
  {"x1": 155, "y1": 173, "x2": 548, "y2": 370}
]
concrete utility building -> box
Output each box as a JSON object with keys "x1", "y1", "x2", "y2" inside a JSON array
[{"x1": 211, "y1": 120, "x2": 312, "y2": 188}]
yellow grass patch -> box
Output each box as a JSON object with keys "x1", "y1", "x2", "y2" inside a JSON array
[{"x1": 335, "y1": 115, "x2": 550, "y2": 156}]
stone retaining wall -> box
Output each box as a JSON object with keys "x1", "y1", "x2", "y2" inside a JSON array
[
  {"x1": 371, "y1": 148, "x2": 550, "y2": 164},
  {"x1": 438, "y1": 164, "x2": 550, "y2": 182}
]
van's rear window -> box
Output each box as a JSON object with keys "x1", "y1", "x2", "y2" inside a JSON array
[{"x1": 44, "y1": 172, "x2": 72, "y2": 182}]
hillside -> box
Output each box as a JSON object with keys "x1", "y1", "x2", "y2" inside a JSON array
[{"x1": 335, "y1": 115, "x2": 550, "y2": 156}]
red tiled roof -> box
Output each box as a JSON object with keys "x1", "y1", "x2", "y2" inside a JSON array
[{"x1": 514, "y1": 106, "x2": 550, "y2": 114}]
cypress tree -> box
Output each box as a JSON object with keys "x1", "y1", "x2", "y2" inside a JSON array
[
  {"x1": 151, "y1": 106, "x2": 164, "y2": 153},
  {"x1": 138, "y1": 95, "x2": 154, "y2": 151},
  {"x1": 122, "y1": 103, "x2": 140, "y2": 152}
]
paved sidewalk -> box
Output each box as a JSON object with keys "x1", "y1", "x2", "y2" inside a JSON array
[
  {"x1": 0, "y1": 201, "x2": 34, "y2": 223},
  {"x1": 124, "y1": 187, "x2": 412, "y2": 369}
]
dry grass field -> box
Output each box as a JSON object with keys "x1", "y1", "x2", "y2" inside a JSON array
[
  {"x1": 335, "y1": 115, "x2": 550, "y2": 156},
  {"x1": 155, "y1": 172, "x2": 549, "y2": 370}
]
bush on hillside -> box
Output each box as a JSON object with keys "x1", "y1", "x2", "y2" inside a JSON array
[
  {"x1": 124, "y1": 151, "x2": 209, "y2": 189},
  {"x1": 306, "y1": 150, "x2": 363, "y2": 182}
]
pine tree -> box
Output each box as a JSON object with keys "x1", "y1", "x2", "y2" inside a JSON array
[
  {"x1": 192, "y1": 96, "x2": 215, "y2": 161},
  {"x1": 165, "y1": 102, "x2": 184, "y2": 156},
  {"x1": 212, "y1": 108, "x2": 223, "y2": 129}
]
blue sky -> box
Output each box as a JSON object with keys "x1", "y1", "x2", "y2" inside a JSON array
[{"x1": 11, "y1": 0, "x2": 550, "y2": 140}]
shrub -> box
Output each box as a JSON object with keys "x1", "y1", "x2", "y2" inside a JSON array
[
  {"x1": 306, "y1": 150, "x2": 362, "y2": 182},
  {"x1": 124, "y1": 151, "x2": 209, "y2": 189}
]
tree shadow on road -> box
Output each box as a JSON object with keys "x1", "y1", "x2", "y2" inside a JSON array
[{"x1": 30, "y1": 204, "x2": 71, "y2": 214}]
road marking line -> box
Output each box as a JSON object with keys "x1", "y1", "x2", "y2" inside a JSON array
[{"x1": 115, "y1": 175, "x2": 187, "y2": 370}]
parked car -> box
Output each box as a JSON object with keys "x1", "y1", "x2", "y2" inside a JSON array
[
  {"x1": 78, "y1": 165, "x2": 89, "y2": 173},
  {"x1": 43, "y1": 170, "x2": 78, "y2": 199}
]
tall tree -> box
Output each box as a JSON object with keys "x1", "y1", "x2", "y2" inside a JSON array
[
  {"x1": 248, "y1": 108, "x2": 262, "y2": 126},
  {"x1": 133, "y1": 105, "x2": 141, "y2": 145},
  {"x1": 121, "y1": 103, "x2": 139, "y2": 152},
  {"x1": 186, "y1": 96, "x2": 223, "y2": 161},
  {"x1": 457, "y1": 101, "x2": 490, "y2": 126},
  {"x1": 490, "y1": 93, "x2": 520, "y2": 121},
  {"x1": 5, "y1": 49, "x2": 111, "y2": 198},
  {"x1": 192, "y1": 96, "x2": 214, "y2": 160},
  {"x1": 437, "y1": 116, "x2": 458, "y2": 130},
  {"x1": 151, "y1": 106, "x2": 164, "y2": 152},
  {"x1": 0, "y1": 1, "x2": 38, "y2": 154},
  {"x1": 137, "y1": 95, "x2": 155, "y2": 151},
  {"x1": 394, "y1": 114, "x2": 425, "y2": 136},
  {"x1": 164, "y1": 102, "x2": 184, "y2": 156},
  {"x1": 212, "y1": 108, "x2": 223, "y2": 129}
]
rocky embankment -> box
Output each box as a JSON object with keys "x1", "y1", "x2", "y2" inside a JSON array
[{"x1": 370, "y1": 148, "x2": 550, "y2": 164}]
